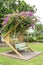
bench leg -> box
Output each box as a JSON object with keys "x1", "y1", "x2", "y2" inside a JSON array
[{"x1": 28, "y1": 47, "x2": 34, "y2": 52}]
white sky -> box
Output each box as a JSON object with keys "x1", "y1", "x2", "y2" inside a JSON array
[{"x1": 24, "y1": 0, "x2": 43, "y2": 24}]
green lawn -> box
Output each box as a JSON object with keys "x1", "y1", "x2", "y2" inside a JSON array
[{"x1": 0, "y1": 43, "x2": 43, "y2": 65}]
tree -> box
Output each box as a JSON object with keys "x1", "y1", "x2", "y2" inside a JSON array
[{"x1": 0, "y1": 0, "x2": 36, "y2": 25}]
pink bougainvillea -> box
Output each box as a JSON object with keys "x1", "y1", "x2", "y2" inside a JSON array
[
  {"x1": 4, "y1": 17, "x2": 9, "y2": 25},
  {"x1": 4, "y1": 14, "x2": 12, "y2": 25},
  {"x1": 20, "y1": 11, "x2": 33, "y2": 17}
]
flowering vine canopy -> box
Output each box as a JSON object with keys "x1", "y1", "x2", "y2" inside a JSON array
[{"x1": 2, "y1": 11, "x2": 38, "y2": 37}]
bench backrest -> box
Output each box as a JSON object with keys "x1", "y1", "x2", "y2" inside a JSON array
[{"x1": 15, "y1": 42, "x2": 26, "y2": 49}]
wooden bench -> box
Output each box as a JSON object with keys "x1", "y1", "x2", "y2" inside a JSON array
[{"x1": 15, "y1": 42, "x2": 28, "y2": 50}]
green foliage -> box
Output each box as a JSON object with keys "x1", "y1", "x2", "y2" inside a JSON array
[
  {"x1": 24, "y1": 33, "x2": 37, "y2": 42},
  {"x1": 16, "y1": 0, "x2": 36, "y2": 12},
  {"x1": 0, "y1": 0, "x2": 36, "y2": 22},
  {"x1": 24, "y1": 23, "x2": 43, "y2": 42},
  {"x1": 35, "y1": 24, "x2": 43, "y2": 42},
  {"x1": 0, "y1": 0, "x2": 36, "y2": 30},
  {"x1": 35, "y1": 24, "x2": 43, "y2": 36}
]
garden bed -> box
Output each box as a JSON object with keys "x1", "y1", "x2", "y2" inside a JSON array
[{"x1": 0, "y1": 50, "x2": 41, "y2": 60}]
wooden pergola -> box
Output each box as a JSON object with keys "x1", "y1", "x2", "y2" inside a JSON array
[{"x1": 1, "y1": 13, "x2": 37, "y2": 57}]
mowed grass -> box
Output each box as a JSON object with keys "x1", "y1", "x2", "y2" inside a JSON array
[{"x1": 0, "y1": 43, "x2": 43, "y2": 65}]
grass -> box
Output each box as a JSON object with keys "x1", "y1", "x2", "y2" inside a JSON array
[{"x1": 0, "y1": 43, "x2": 43, "y2": 65}]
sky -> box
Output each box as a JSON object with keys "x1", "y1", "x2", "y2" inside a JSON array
[{"x1": 24, "y1": 0, "x2": 43, "y2": 24}]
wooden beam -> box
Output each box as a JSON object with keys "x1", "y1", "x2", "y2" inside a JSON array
[
  {"x1": 28, "y1": 47, "x2": 34, "y2": 52},
  {"x1": 3, "y1": 22, "x2": 21, "y2": 38},
  {"x1": 3, "y1": 20, "x2": 24, "y2": 38},
  {"x1": 4, "y1": 36, "x2": 23, "y2": 57}
]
